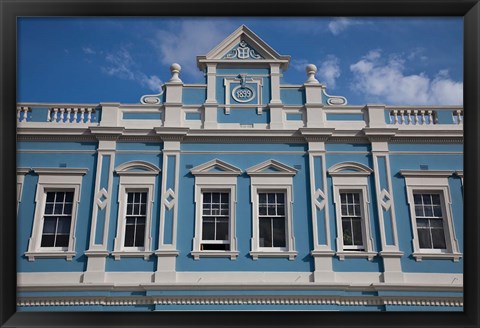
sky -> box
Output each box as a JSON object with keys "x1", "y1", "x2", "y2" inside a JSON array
[{"x1": 17, "y1": 17, "x2": 463, "y2": 106}]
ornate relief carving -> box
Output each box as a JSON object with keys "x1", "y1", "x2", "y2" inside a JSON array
[{"x1": 225, "y1": 41, "x2": 263, "y2": 60}]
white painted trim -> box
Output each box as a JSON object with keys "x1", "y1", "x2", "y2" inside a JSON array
[
  {"x1": 247, "y1": 163, "x2": 297, "y2": 260},
  {"x1": 400, "y1": 171, "x2": 462, "y2": 262},
  {"x1": 191, "y1": 161, "x2": 241, "y2": 259},
  {"x1": 328, "y1": 162, "x2": 375, "y2": 260},
  {"x1": 17, "y1": 168, "x2": 30, "y2": 211},
  {"x1": 25, "y1": 169, "x2": 87, "y2": 261}
]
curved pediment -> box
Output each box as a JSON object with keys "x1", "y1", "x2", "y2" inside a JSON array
[
  {"x1": 190, "y1": 159, "x2": 242, "y2": 176},
  {"x1": 328, "y1": 162, "x2": 373, "y2": 176},
  {"x1": 246, "y1": 160, "x2": 297, "y2": 177},
  {"x1": 115, "y1": 161, "x2": 160, "y2": 176}
]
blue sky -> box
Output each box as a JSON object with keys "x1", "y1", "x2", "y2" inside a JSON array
[{"x1": 17, "y1": 17, "x2": 463, "y2": 105}]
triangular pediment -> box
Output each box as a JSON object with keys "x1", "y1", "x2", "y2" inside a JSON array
[
  {"x1": 197, "y1": 25, "x2": 290, "y2": 70},
  {"x1": 246, "y1": 160, "x2": 297, "y2": 176},
  {"x1": 190, "y1": 159, "x2": 242, "y2": 176}
]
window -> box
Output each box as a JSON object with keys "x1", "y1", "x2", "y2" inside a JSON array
[
  {"x1": 191, "y1": 159, "x2": 241, "y2": 259},
  {"x1": 328, "y1": 162, "x2": 376, "y2": 260},
  {"x1": 401, "y1": 170, "x2": 462, "y2": 261},
  {"x1": 247, "y1": 160, "x2": 297, "y2": 260},
  {"x1": 258, "y1": 192, "x2": 286, "y2": 248},
  {"x1": 340, "y1": 192, "x2": 364, "y2": 250},
  {"x1": 113, "y1": 161, "x2": 160, "y2": 260},
  {"x1": 41, "y1": 191, "x2": 74, "y2": 248},
  {"x1": 25, "y1": 168, "x2": 87, "y2": 261},
  {"x1": 124, "y1": 191, "x2": 147, "y2": 248}
]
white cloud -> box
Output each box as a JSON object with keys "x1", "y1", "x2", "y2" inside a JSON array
[
  {"x1": 349, "y1": 50, "x2": 462, "y2": 105},
  {"x1": 328, "y1": 18, "x2": 362, "y2": 35},
  {"x1": 151, "y1": 20, "x2": 236, "y2": 78},
  {"x1": 82, "y1": 47, "x2": 96, "y2": 55},
  {"x1": 318, "y1": 55, "x2": 340, "y2": 89},
  {"x1": 101, "y1": 47, "x2": 162, "y2": 92}
]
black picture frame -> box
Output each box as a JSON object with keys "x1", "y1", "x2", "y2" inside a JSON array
[{"x1": 1, "y1": 1, "x2": 479, "y2": 327}]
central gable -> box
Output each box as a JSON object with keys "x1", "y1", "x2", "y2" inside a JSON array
[{"x1": 197, "y1": 25, "x2": 290, "y2": 71}]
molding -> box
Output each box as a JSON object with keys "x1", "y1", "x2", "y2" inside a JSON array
[
  {"x1": 249, "y1": 251, "x2": 298, "y2": 260},
  {"x1": 400, "y1": 170, "x2": 455, "y2": 178},
  {"x1": 32, "y1": 168, "x2": 88, "y2": 175},
  {"x1": 336, "y1": 251, "x2": 378, "y2": 261},
  {"x1": 246, "y1": 159, "x2": 297, "y2": 177},
  {"x1": 16, "y1": 295, "x2": 463, "y2": 308},
  {"x1": 24, "y1": 251, "x2": 76, "y2": 261},
  {"x1": 379, "y1": 251, "x2": 404, "y2": 258},
  {"x1": 311, "y1": 250, "x2": 336, "y2": 257},
  {"x1": 190, "y1": 159, "x2": 242, "y2": 176},
  {"x1": 84, "y1": 250, "x2": 110, "y2": 257},
  {"x1": 154, "y1": 250, "x2": 180, "y2": 257},
  {"x1": 114, "y1": 160, "x2": 161, "y2": 175},
  {"x1": 411, "y1": 252, "x2": 462, "y2": 262},
  {"x1": 111, "y1": 251, "x2": 153, "y2": 261},
  {"x1": 190, "y1": 251, "x2": 239, "y2": 260},
  {"x1": 327, "y1": 162, "x2": 373, "y2": 176}
]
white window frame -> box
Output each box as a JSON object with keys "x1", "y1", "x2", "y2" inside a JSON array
[
  {"x1": 400, "y1": 170, "x2": 462, "y2": 262},
  {"x1": 328, "y1": 162, "x2": 376, "y2": 261},
  {"x1": 112, "y1": 161, "x2": 159, "y2": 260},
  {"x1": 190, "y1": 159, "x2": 241, "y2": 260},
  {"x1": 247, "y1": 160, "x2": 297, "y2": 260},
  {"x1": 17, "y1": 168, "x2": 30, "y2": 212},
  {"x1": 25, "y1": 168, "x2": 87, "y2": 261}
]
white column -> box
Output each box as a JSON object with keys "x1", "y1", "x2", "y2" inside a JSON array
[
  {"x1": 371, "y1": 140, "x2": 404, "y2": 283},
  {"x1": 204, "y1": 63, "x2": 218, "y2": 129},
  {"x1": 163, "y1": 63, "x2": 184, "y2": 128},
  {"x1": 304, "y1": 64, "x2": 325, "y2": 128},
  {"x1": 154, "y1": 140, "x2": 181, "y2": 282}
]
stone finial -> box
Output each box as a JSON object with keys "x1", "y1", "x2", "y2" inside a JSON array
[
  {"x1": 305, "y1": 64, "x2": 319, "y2": 84},
  {"x1": 168, "y1": 63, "x2": 182, "y2": 83}
]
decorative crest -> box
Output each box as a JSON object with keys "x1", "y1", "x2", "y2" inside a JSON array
[{"x1": 225, "y1": 40, "x2": 263, "y2": 60}]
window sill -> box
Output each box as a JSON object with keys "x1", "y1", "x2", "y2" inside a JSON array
[
  {"x1": 336, "y1": 251, "x2": 377, "y2": 261},
  {"x1": 25, "y1": 251, "x2": 76, "y2": 261},
  {"x1": 191, "y1": 251, "x2": 239, "y2": 260},
  {"x1": 412, "y1": 252, "x2": 462, "y2": 262},
  {"x1": 250, "y1": 250, "x2": 297, "y2": 260},
  {"x1": 111, "y1": 251, "x2": 153, "y2": 260}
]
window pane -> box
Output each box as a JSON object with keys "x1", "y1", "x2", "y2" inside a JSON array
[
  {"x1": 347, "y1": 205, "x2": 354, "y2": 215},
  {"x1": 422, "y1": 194, "x2": 432, "y2": 205},
  {"x1": 44, "y1": 203, "x2": 54, "y2": 215},
  {"x1": 133, "y1": 204, "x2": 140, "y2": 215},
  {"x1": 342, "y1": 219, "x2": 353, "y2": 245},
  {"x1": 54, "y1": 204, "x2": 63, "y2": 214},
  {"x1": 127, "y1": 193, "x2": 134, "y2": 203},
  {"x1": 202, "y1": 204, "x2": 211, "y2": 215},
  {"x1": 433, "y1": 205, "x2": 442, "y2": 217},
  {"x1": 272, "y1": 218, "x2": 286, "y2": 247},
  {"x1": 56, "y1": 217, "x2": 71, "y2": 233},
  {"x1": 65, "y1": 192, "x2": 74, "y2": 202},
  {"x1": 416, "y1": 218, "x2": 429, "y2": 228},
  {"x1": 202, "y1": 218, "x2": 215, "y2": 240},
  {"x1": 354, "y1": 205, "x2": 361, "y2": 216},
  {"x1": 431, "y1": 194, "x2": 441, "y2": 205},
  {"x1": 203, "y1": 192, "x2": 211, "y2": 203},
  {"x1": 341, "y1": 205, "x2": 347, "y2": 216},
  {"x1": 417, "y1": 228, "x2": 432, "y2": 248},
  {"x1": 124, "y1": 225, "x2": 135, "y2": 246},
  {"x1": 140, "y1": 204, "x2": 146, "y2": 216},
  {"x1": 259, "y1": 205, "x2": 267, "y2": 215},
  {"x1": 216, "y1": 219, "x2": 229, "y2": 241},
  {"x1": 277, "y1": 204, "x2": 285, "y2": 216},
  {"x1": 46, "y1": 192, "x2": 55, "y2": 202},
  {"x1": 347, "y1": 193, "x2": 353, "y2": 203},
  {"x1": 259, "y1": 193, "x2": 266, "y2": 204},
  {"x1": 126, "y1": 217, "x2": 135, "y2": 225},
  {"x1": 277, "y1": 193, "x2": 285, "y2": 204},
  {"x1": 40, "y1": 235, "x2": 55, "y2": 247},
  {"x1": 413, "y1": 194, "x2": 422, "y2": 204},
  {"x1": 42, "y1": 217, "x2": 57, "y2": 233},
  {"x1": 353, "y1": 193, "x2": 359, "y2": 203},
  {"x1": 340, "y1": 193, "x2": 347, "y2": 203},
  {"x1": 424, "y1": 206, "x2": 433, "y2": 217},
  {"x1": 415, "y1": 205, "x2": 424, "y2": 216},
  {"x1": 267, "y1": 205, "x2": 276, "y2": 215},
  {"x1": 221, "y1": 193, "x2": 229, "y2": 203},
  {"x1": 212, "y1": 193, "x2": 220, "y2": 203},
  {"x1": 63, "y1": 203, "x2": 72, "y2": 215},
  {"x1": 268, "y1": 193, "x2": 275, "y2": 203},
  {"x1": 352, "y1": 219, "x2": 363, "y2": 246},
  {"x1": 431, "y1": 228, "x2": 447, "y2": 249},
  {"x1": 126, "y1": 204, "x2": 133, "y2": 215},
  {"x1": 55, "y1": 234, "x2": 69, "y2": 247},
  {"x1": 135, "y1": 223, "x2": 145, "y2": 247},
  {"x1": 430, "y1": 218, "x2": 444, "y2": 228},
  {"x1": 220, "y1": 207, "x2": 229, "y2": 216},
  {"x1": 259, "y1": 218, "x2": 272, "y2": 247},
  {"x1": 211, "y1": 204, "x2": 220, "y2": 215}
]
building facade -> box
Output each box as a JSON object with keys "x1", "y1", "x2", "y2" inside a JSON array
[{"x1": 16, "y1": 25, "x2": 463, "y2": 311}]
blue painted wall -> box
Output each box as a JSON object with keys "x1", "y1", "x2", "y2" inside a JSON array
[{"x1": 280, "y1": 87, "x2": 305, "y2": 105}]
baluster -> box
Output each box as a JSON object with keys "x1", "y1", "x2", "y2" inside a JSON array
[
  {"x1": 80, "y1": 108, "x2": 85, "y2": 122},
  {"x1": 22, "y1": 107, "x2": 28, "y2": 122},
  {"x1": 427, "y1": 110, "x2": 433, "y2": 125},
  {"x1": 406, "y1": 110, "x2": 412, "y2": 125},
  {"x1": 86, "y1": 108, "x2": 92, "y2": 122},
  {"x1": 399, "y1": 110, "x2": 405, "y2": 124},
  {"x1": 52, "y1": 108, "x2": 59, "y2": 123},
  {"x1": 47, "y1": 108, "x2": 52, "y2": 122},
  {"x1": 457, "y1": 110, "x2": 463, "y2": 124},
  {"x1": 66, "y1": 108, "x2": 72, "y2": 123},
  {"x1": 17, "y1": 108, "x2": 21, "y2": 122},
  {"x1": 392, "y1": 110, "x2": 398, "y2": 124},
  {"x1": 59, "y1": 108, "x2": 65, "y2": 123},
  {"x1": 420, "y1": 110, "x2": 425, "y2": 125},
  {"x1": 413, "y1": 110, "x2": 419, "y2": 125},
  {"x1": 72, "y1": 108, "x2": 78, "y2": 123}
]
